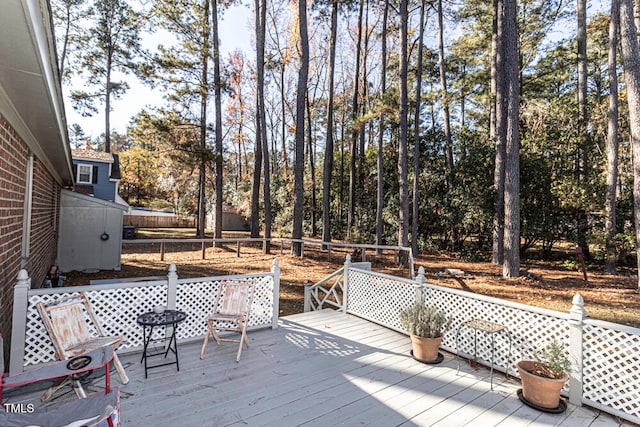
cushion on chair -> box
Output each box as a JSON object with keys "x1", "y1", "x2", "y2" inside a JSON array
[{"x1": 0, "y1": 387, "x2": 119, "y2": 427}]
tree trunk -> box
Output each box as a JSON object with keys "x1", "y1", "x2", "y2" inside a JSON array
[
  {"x1": 211, "y1": 0, "x2": 223, "y2": 240},
  {"x1": 398, "y1": 0, "x2": 409, "y2": 266},
  {"x1": 437, "y1": 0, "x2": 453, "y2": 183},
  {"x1": 196, "y1": 0, "x2": 210, "y2": 238},
  {"x1": 502, "y1": 0, "x2": 520, "y2": 278},
  {"x1": 306, "y1": 96, "x2": 317, "y2": 236},
  {"x1": 280, "y1": 57, "x2": 288, "y2": 178},
  {"x1": 105, "y1": 51, "x2": 112, "y2": 153},
  {"x1": 376, "y1": 0, "x2": 388, "y2": 255},
  {"x1": 250, "y1": 0, "x2": 263, "y2": 239},
  {"x1": 412, "y1": 0, "x2": 426, "y2": 257},
  {"x1": 577, "y1": 0, "x2": 590, "y2": 257},
  {"x1": 322, "y1": 0, "x2": 338, "y2": 247},
  {"x1": 619, "y1": 0, "x2": 640, "y2": 290},
  {"x1": 492, "y1": 0, "x2": 505, "y2": 265},
  {"x1": 348, "y1": 0, "x2": 364, "y2": 240},
  {"x1": 605, "y1": 0, "x2": 620, "y2": 274},
  {"x1": 339, "y1": 103, "x2": 346, "y2": 226},
  {"x1": 58, "y1": 3, "x2": 73, "y2": 78},
  {"x1": 358, "y1": 0, "x2": 369, "y2": 192},
  {"x1": 257, "y1": 0, "x2": 271, "y2": 253},
  {"x1": 292, "y1": 0, "x2": 309, "y2": 256}
]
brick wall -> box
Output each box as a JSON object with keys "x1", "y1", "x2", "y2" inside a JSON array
[
  {"x1": 0, "y1": 113, "x2": 61, "y2": 368},
  {"x1": 30, "y1": 159, "x2": 60, "y2": 286},
  {"x1": 0, "y1": 114, "x2": 27, "y2": 367}
]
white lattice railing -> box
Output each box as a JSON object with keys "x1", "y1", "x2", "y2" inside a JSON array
[
  {"x1": 311, "y1": 255, "x2": 640, "y2": 424},
  {"x1": 581, "y1": 319, "x2": 640, "y2": 422},
  {"x1": 303, "y1": 261, "x2": 371, "y2": 312},
  {"x1": 10, "y1": 260, "x2": 280, "y2": 372}
]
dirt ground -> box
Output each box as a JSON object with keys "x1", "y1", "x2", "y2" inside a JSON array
[{"x1": 62, "y1": 231, "x2": 640, "y2": 328}]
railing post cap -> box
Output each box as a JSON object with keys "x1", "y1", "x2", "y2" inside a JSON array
[
  {"x1": 168, "y1": 263, "x2": 177, "y2": 273},
  {"x1": 17, "y1": 269, "x2": 29, "y2": 281},
  {"x1": 345, "y1": 254, "x2": 352, "y2": 263},
  {"x1": 569, "y1": 293, "x2": 586, "y2": 323},
  {"x1": 572, "y1": 293, "x2": 584, "y2": 306},
  {"x1": 272, "y1": 258, "x2": 279, "y2": 268},
  {"x1": 417, "y1": 266, "x2": 425, "y2": 276}
]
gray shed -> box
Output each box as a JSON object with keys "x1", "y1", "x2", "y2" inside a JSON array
[{"x1": 57, "y1": 189, "x2": 128, "y2": 272}]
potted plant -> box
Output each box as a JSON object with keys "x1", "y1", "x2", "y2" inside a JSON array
[
  {"x1": 516, "y1": 339, "x2": 572, "y2": 410},
  {"x1": 400, "y1": 303, "x2": 451, "y2": 363}
]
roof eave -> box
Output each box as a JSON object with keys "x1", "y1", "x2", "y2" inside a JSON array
[{"x1": 0, "y1": 0, "x2": 73, "y2": 186}]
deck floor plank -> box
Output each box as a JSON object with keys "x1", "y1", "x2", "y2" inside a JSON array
[
  {"x1": 5, "y1": 309, "x2": 625, "y2": 426},
  {"x1": 116, "y1": 310, "x2": 626, "y2": 426}
]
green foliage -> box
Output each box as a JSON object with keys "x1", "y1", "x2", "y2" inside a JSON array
[
  {"x1": 519, "y1": 152, "x2": 566, "y2": 256},
  {"x1": 69, "y1": 0, "x2": 143, "y2": 117},
  {"x1": 533, "y1": 339, "x2": 572, "y2": 379},
  {"x1": 55, "y1": 0, "x2": 639, "y2": 267},
  {"x1": 562, "y1": 259, "x2": 580, "y2": 271},
  {"x1": 399, "y1": 304, "x2": 451, "y2": 339}
]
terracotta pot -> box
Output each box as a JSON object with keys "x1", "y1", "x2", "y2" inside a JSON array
[
  {"x1": 516, "y1": 360, "x2": 568, "y2": 409},
  {"x1": 410, "y1": 334, "x2": 442, "y2": 362}
]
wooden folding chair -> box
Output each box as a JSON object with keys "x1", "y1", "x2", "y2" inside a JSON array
[
  {"x1": 0, "y1": 334, "x2": 120, "y2": 427},
  {"x1": 36, "y1": 292, "x2": 129, "y2": 401},
  {"x1": 200, "y1": 280, "x2": 255, "y2": 362}
]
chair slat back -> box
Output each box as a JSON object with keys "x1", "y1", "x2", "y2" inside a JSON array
[
  {"x1": 47, "y1": 301, "x2": 92, "y2": 351},
  {"x1": 218, "y1": 281, "x2": 253, "y2": 316}
]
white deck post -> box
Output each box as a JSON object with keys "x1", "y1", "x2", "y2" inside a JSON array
[
  {"x1": 10, "y1": 269, "x2": 31, "y2": 375},
  {"x1": 167, "y1": 263, "x2": 178, "y2": 310},
  {"x1": 303, "y1": 283, "x2": 311, "y2": 313},
  {"x1": 568, "y1": 293, "x2": 585, "y2": 406},
  {"x1": 271, "y1": 258, "x2": 280, "y2": 329},
  {"x1": 165, "y1": 264, "x2": 178, "y2": 345},
  {"x1": 415, "y1": 266, "x2": 426, "y2": 305},
  {"x1": 343, "y1": 255, "x2": 352, "y2": 314},
  {"x1": 409, "y1": 248, "x2": 415, "y2": 279}
]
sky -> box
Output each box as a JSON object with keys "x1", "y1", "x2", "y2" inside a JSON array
[{"x1": 64, "y1": 2, "x2": 254, "y2": 140}]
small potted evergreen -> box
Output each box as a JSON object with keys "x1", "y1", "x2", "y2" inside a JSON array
[
  {"x1": 516, "y1": 339, "x2": 572, "y2": 410},
  {"x1": 400, "y1": 303, "x2": 451, "y2": 363}
]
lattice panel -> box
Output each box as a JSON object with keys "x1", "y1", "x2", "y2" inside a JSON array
[
  {"x1": 175, "y1": 275, "x2": 274, "y2": 340},
  {"x1": 582, "y1": 323, "x2": 640, "y2": 421},
  {"x1": 24, "y1": 283, "x2": 168, "y2": 366},
  {"x1": 175, "y1": 279, "x2": 220, "y2": 339},
  {"x1": 23, "y1": 274, "x2": 274, "y2": 368},
  {"x1": 343, "y1": 268, "x2": 570, "y2": 379},
  {"x1": 347, "y1": 270, "x2": 416, "y2": 333},
  {"x1": 424, "y1": 286, "x2": 570, "y2": 377}
]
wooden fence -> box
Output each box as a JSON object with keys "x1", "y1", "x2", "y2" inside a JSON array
[{"x1": 123, "y1": 214, "x2": 195, "y2": 228}]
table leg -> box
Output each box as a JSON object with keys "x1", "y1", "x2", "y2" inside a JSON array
[
  {"x1": 142, "y1": 325, "x2": 154, "y2": 379},
  {"x1": 165, "y1": 322, "x2": 180, "y2": 371},
  {"x1": 174, "y1": 325, "x2": 180, "y2": 371}
]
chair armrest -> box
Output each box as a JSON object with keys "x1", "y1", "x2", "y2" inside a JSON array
[{"x1": 2, "y1": 346, "x2": 114, "y2": 389}]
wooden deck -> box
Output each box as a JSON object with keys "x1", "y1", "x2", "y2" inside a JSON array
[{"x1": 6, "y1": 310, "x2": 624, "y2": 426}]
